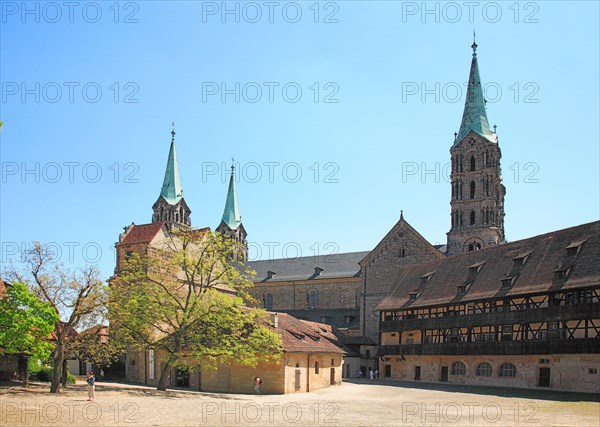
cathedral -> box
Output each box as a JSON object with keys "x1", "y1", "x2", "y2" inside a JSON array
[{"x1": 116, "y1": 41, "x2": 599, "y2": 393}]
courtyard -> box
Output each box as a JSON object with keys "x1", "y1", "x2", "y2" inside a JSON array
[{"x1": 1, "y1": 379, "x2": 598, "y2": 426}]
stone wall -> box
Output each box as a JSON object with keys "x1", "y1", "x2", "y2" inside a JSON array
[
  {"x1": 360, "y1": 218, "x2": 445, "y2": 340},
  {"x1": 379, "y1": 354, "x2": 600, "y2": 394}
]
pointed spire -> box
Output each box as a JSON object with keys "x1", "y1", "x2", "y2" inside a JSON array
[
  {"x1": 159, "y1": 123, "x2": 184, "y2": 205},
  {"x1": 220, "y1": 160, "x2": 242, "y2": 230},
  {"x1": 455, "y1": 38, "x2": 494, "y2": 145}
]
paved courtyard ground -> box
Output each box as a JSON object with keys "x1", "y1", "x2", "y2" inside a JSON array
[{"x1": 1, "y1": 379, "x2": 598, "y2": 426}]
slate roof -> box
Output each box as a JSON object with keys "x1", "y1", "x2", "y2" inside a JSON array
[
  {"x1": 280, "y1": 308, "x2": 360, "y2": 330},
  {"x1": 273, "y1": 313, "x2": 345, "y2": 354},
  {"x1": 377, "y1": 221, "x2": 600, "y2": 311},
  {"x1": 248, "y1": 251, "x2": 370, "y2": 282}
]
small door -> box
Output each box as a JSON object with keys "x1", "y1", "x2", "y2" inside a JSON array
[
  {"x1": 294, "y1": 370, "x2": 301, "y2": 391},
  {"x1": 538, "y1": 367, "x2": 551, "y2": 387},
  {"x1": 385, "y1": 365, "x2": 392, "y2": 378},
  {"x1": 176, "y1": 369, "x2": 190, "y2": 387},
  {"x1": 440, "y1": 366, "x2": 448, "y2": 382},
  {"x1": 330, "y1": 368, "x2": 336, "y2": 385},
  {"x1": 344, "y1": 364, "x2": 351, "y2": 378},
  {"x1": 414, "y1": 366, "x2": 421, "y2": 381}
]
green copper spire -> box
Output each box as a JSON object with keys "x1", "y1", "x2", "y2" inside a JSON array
[
  {"x1": 221, "y1": 162, "x2": 242, "y2": 230},
  {"x1": 159, "y1": 124, "x2": 184, "y2": 205},
  {"x1": 455, "y1": 39, "x2": 494, "y2": 144}
]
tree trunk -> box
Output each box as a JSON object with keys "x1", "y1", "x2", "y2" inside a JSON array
[
  {"x1": 50, "y1": 347, "x2": 64, "y2": 393},
  {"x1": 18, "y1": 354, "x2": 29, "y2": 387},
  {"x1": 61, "y1": 359, "x2": 68, "y2": 387},
  {"x1": 156, "y1": 362, "x2": 171, "y2": 391}
]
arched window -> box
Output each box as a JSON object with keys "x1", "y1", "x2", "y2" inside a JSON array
[
  {"x1": 451, "y1": 361, "x2": 466, "y2": 375},
  {"x1": 470, "y1": 211, "x2": 475, "y2": 225},
  {"x1": 307, "y1": 290, "x2": 318, "y2": 309},
  {"x1": 470, "y1": 181, "x2": 476, "y2": 199},
  {"x1": 498, "y1": 363, "x2": 516, "y2": 377},
  {"x1": 470, "y1": 156, "x2": 476, "y2": 171},
  {"x1": 263, "y1": 292, "x2": 273, "y2": 310},
  {"x1": 476, "y1": 362, "x2": 492, "y2": 376}
]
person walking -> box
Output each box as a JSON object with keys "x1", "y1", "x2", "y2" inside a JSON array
[
  {"x1": 86, "y1": 372, "x2": 96, "y2": 401},
  {"x1": 254, "y1": 376, "x2": 262, "y2": 394}
]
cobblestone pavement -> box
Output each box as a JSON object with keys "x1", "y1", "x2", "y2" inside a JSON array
[{"x1": 1, "y1": 379, "x2": 599, "y2": 426}]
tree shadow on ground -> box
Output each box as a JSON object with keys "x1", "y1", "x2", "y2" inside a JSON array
[
  {"x1": 0, "y1": 381, "x2": 247, "y2": 401},
  {"x1": 343, "y1": 378, "x2": 600, "y2": 402}
]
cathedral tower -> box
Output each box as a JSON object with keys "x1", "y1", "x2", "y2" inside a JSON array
[
  {"x1": 446, "y1": 40, "x2": 505, "y2": 256},
  {"x1": 151, "y1": 126, "x2": 192, "y2": 227},
  {"x1": 216, "y1": 163, "x2": 248, "y2": 261}
]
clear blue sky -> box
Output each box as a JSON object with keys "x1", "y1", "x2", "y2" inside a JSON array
[{"x1": 1, "y1": 1, "x2": 599, "y2": 279}]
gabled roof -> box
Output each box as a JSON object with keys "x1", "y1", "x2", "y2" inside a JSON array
[
  {"x1": 118, "y1": 222, "x2": 166, "y2": 245},
  {"x1": 377, "y1": 221, "x2": 600, "y2": 311},
  {"x1": 248, "y1": 251, "x2": 369, "y2": 282},
  {"x1": 273, "y1": 313, "x2": 345, "y2": 354},
  {"x1": 359, "y1": 212, "x2": 445, "y2": 265}
]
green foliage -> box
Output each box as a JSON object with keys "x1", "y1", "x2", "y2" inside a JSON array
[
  {"x1": 109, "y1": 230, "x2": 282, "y2": 383},
  {"x1": 0, "y1": 281, "x2": 58, "y2": 361},
  {"x1": 29, "y1": 366, "x2": 75, "y2": 384}
]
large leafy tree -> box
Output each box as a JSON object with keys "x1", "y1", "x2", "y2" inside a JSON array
[
  {"x1": 6, "y1": 243, "x2": 108, "y2": 393},
  {"x1": 109, "y1": 229, "x2": 282, "y2": 391},
  {"x1": 0, "y1": 281, "x2": 58, "y2": 385}
]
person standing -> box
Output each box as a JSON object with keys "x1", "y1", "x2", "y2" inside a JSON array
[
  {"x1": 254, "y1": 376, "x2": 261, "y2": 394},
  {"x1": 369, "y1": 368, "x2": 374, "y2": 381},
  {"x1": 86, "y1": 372, "x2": 95, "y2": 401}
]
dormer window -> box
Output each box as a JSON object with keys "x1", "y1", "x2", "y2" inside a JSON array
[
  {"x1": 409, "y1": 291, "x2": 419, "y2": 301},
  {"x1": 266, "y1": 270, "x2": 276, "y2": 280},
  {"x1": 420, "y1": 271, "x2": 435, "y2": 284},
  {"x1": 501, "y1": 276, "x2": 516, "y2": 288},
  {"x1": 566, "y1": 240, "x2": 586, "y2": 256},
  {"x1": 457, "y1": 283, "x2": 471, "y2": 295},
  {"x1": 313, "y1": 267, "x2": 323, "y2": 277},
  {"x1": 554, "y1": 267, "x2": 571, "y2": 280},
  {"x1": 513, "y1": 251, "x2": 532, "y2": 266},
  {"x1": 468, "y1": 261, "x2": 486, "y2": 273}
]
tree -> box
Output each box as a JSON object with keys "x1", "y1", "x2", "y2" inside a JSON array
[
  {"x1": 109, "y1": 229, "x2": 282, "y2": 391},
  {"x1": 0, "y1": 281, "x2": 58, "y2": 386},
  {"x1": 5, "y1": 243, "x2": 108, "y2": 393}
]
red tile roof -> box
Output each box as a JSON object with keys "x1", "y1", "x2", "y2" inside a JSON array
[
  {"x1": 272, "y1": 313, "x2": 345, "y2": 354},
  {"x1": 119, "y1": 222, "x2": 166, "y2": 245},
  {"x1": 377, "y1": 221, "x2": 600, "y2": 310}
]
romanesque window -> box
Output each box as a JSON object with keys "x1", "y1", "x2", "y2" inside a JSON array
[
  {"x1": 307, "y1": 290, "x2": 318, "y2": 309},
  {"x1": 470, "y1": 211, "x2": 476, "y2": 225},
  {"x1": 498, "y1": 363, "x2": 516, "y2": 377},
  {"x1": 451, "y1": 361, "x2": 466, "y2": 375},
  {"x1": 476, "y1": 362, "x2": 492, "y2": 377},
  {"x1": 470, "y1": 156, "x2": 476, "y2": 171},
  {"x1": 470, "y1": 181, "x2": 476, "y2": 199},
  {"x1": 263, "y1": 292, "x2": 273, "y2": 310}
]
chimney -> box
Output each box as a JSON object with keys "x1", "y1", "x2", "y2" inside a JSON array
[{"x1": 272, "y1": 313, "x2": 279, "y2": 328}]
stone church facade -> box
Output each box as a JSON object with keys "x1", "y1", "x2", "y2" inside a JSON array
[{"x1": 115, "y1": 41, "x2": 599, "y2": 392}]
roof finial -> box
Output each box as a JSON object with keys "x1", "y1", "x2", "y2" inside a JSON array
[
  {"x1": 400, "y1": 210, "x2": 404, "y2": 220},
  {"x1": 493, "y1": 124, "x2": 497, "y2": 134},
  {"x1": 472, "y1": 30, "x2": 478, "y2": 56},
  {"x1": 171, "y1": 121, "x2": 176, "y2": 142},
  {"x1": 231, "y1": 157, "x2": 235, "y2": 173}
]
